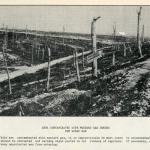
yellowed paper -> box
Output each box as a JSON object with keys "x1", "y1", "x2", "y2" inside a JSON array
[{"x1": 0, "y1": 1, "x2": 150, "y2": 150}]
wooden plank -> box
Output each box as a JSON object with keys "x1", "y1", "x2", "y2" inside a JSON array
[
  {"x1": 97, "y1": 46, "x2": 113, "y2": 51},
  {"x1": 87, "y1": 51, "x2": 102, "y2": 63}
]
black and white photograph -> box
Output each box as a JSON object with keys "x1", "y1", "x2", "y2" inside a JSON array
[{"x1": 0, "y1": 5, "x2": 150, "y2": 117}]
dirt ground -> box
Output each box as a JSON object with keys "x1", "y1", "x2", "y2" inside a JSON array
[{"x1": 1, "y1": 56, "x2": 150, "y2": 116}]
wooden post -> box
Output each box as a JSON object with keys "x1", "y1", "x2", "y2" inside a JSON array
[
  {"x1": 82, "y1": 48, "x2": 86, "y2": 77},
  {"x1": 2, "y1": 47, "x2": 12, "y2": 95},
  {"x1": 35, "y1": 30, "x2": 38, "y2": 55},
  {"x1": 137, "y1": 6, "x2": 142, "y2": 57},
  {"x1": 127, "y1": 43, "x2": 133, "y2": 54},
  {"x1": 63, "y1": 63, "x2": 66, "y2": 80},
  {"x1": 82, "y1": 48, "x2": 85, "y2": 68},
  {"x1": 25, "y1": 25, "x2": 28, "y2": 39},
  {"x1": 73, "y1": 51, "x2": 76, "y2": 68},
  {"x1": 117, "y1": 44, "x2": 120, "y2": 51},
  {"x1": 22, "y1": 46, "x2": 24, "y2": 56},
  {"x1": 62, "y1": 25, "x2": 65, "y2": 44},
  {"x1": 69, "y1": 70, "x2": 71, "y2": 77},
  {"x1": 31, "y1": 45, "x2": 34, "y2": 64},
  {"x1": 141, "y1": 24, "x2": 144, "y2": 43},
  {"x1": 113, "y1": 23, "x2": 116, "y2": 40},
  {"x1": 112, "y1": 51, "x2": 115, "y2": 66},
  {"x1": 128, "y1": 46, "x2": 132, "y2": 54},
  {"x1": 12, "y1": 28, "x2": 15, "y2": 49},
  {"x1": 46, "y1": 47, "x2": 51, "y2": 91},
  {"x1": 15, "y1": 33, "x2": 17, "y2": 41},
  {"x1": 42, "y1": 48, "x2": 45, "y2": 60},
  {"x1": 37, "y1": 46, "x2": 40, "y2": 60},
  {"x1": 63, "y1": 69, "x2": 66, "y2": 80},
  {"x1": 91, "y1": 16, "x2": 101, "y2": 77},
  {"x1": 2, "y1": 28, "x2": 12, "y2": 94},
  {"x1": 74, "y1": 48, "x2": 80, "y2": 82},
  {"x1": 55, "y1": 40, "x2": 56, "y2": 51},
  {"x1": 62, "y1": 37, "x2": 65, "y2": 44},
  {"x1": 123, "y1": 43, "x2": 127, "y2": 57},
  {"x1": 19, "y1": 104, "x2": 25, "y2": 116}
]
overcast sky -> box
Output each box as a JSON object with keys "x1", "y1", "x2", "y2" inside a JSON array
[{"x1": 0, "y1": 6, "x2": 150, "y2": 36}]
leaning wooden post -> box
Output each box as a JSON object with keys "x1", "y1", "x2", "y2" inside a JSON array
[
  {"x1": 19, "y1": 104, "x2": 25, "y2": 116},
  {"x1": 74, "y1": 48, "x2": 80, "y2": 82},
  {"x1": 2, "y1": 29, "x2": 12, "y2": 94},
  {"x1": 91, "y1": 16, "x2": 101, "y2": 77},
  {"x1": 46, "y1": 47, "x2": 51, "y2": 91},
  {"x1": 137, "y1": 6, "x2": 142, "y2": 57},
  {"x1": 73, "y1": 51, "x2": 76, "y2": 68}
]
